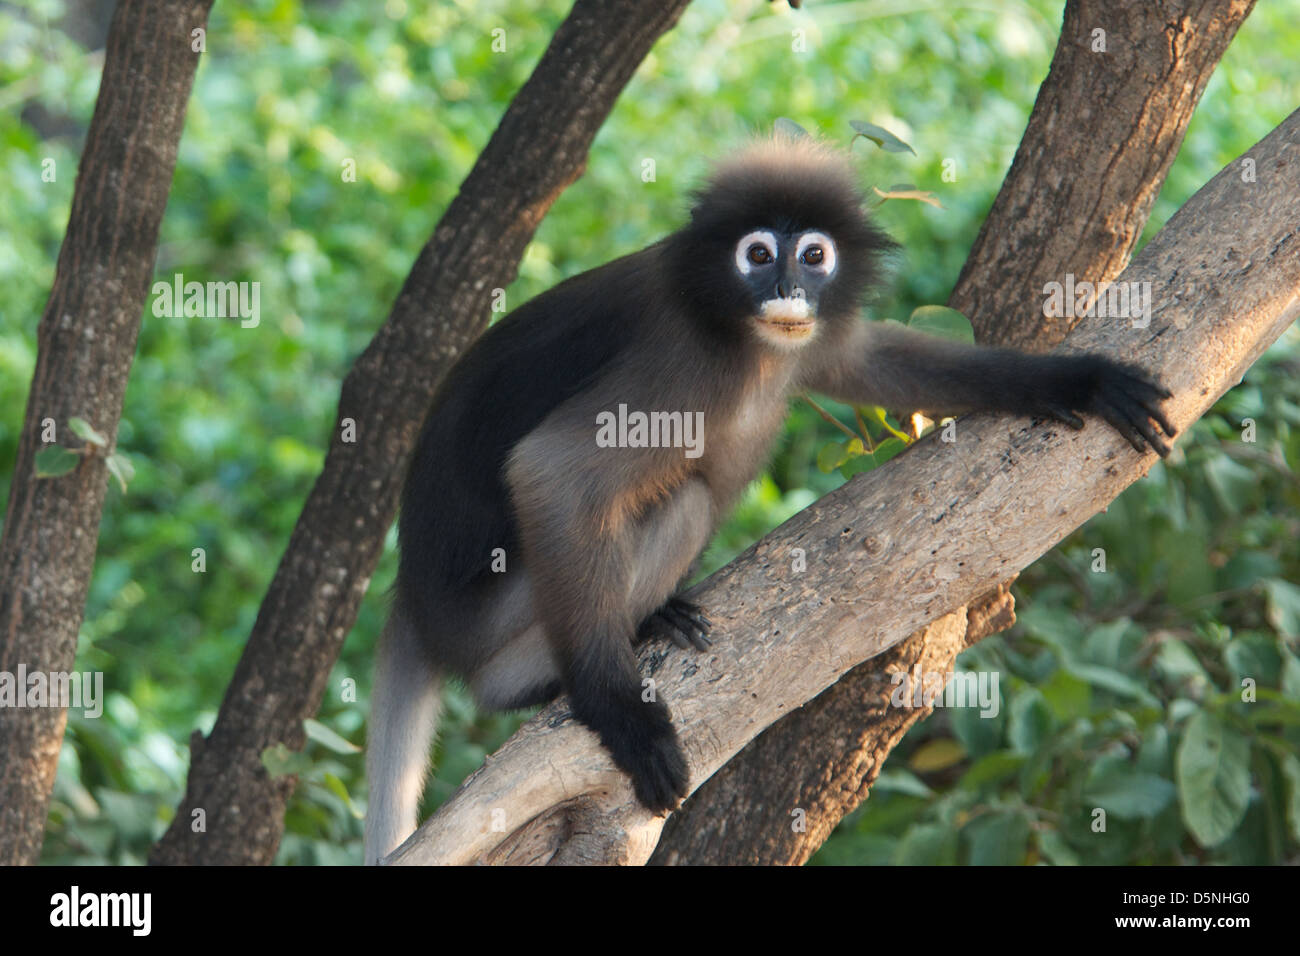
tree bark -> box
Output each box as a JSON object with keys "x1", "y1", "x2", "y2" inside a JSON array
[
  {"x1": 389, "y1": 108, "x2": 1300, "y2": 865},
  {"x1": 151, "y1": 0, "x2": 694, "y2": 866},
  {"x1": 650, "y1": 0, "x2": 1256, "y2": 866},
  {"x1": 0, "y1": 0, "x2": 213, "y2": 865},
  {"x1": 655, "y1": 587, "x2": 1008, "y2": 863},
  {"x1": 956, "y1": 0, "x2": 1256, "y2": 350},
  {"x1": 651, "y1": 586, "x2": 1014, "y2": 865}
]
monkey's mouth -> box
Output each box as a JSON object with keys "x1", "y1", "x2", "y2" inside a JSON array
[{"x1": 757, "y1": 298, "x2": 816, "y2": 340}]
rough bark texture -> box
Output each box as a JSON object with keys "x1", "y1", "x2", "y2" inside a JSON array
[
  {"x1": 954, "y1": 0, "x2": 1256, "y2": 349},
  {"x1": 0, "y1": 0, "x2": 213, "y2": 865},
  {"x1": 390, "y1": 109, "x2": 1300, "y2": 865},
  {"x1": 650, "y1": 0, "x2": 1256, "y2": 866},
  {"x1": 151, "y1": 0, "x2": 694, "y2": 866},
  {"x1": 651, "y1": 586, "x2": 1014, "y2": 865}
]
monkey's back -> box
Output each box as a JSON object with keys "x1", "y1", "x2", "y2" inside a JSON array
[{"x1": 396, "y1": 248, "x2": 666, "y2": 615}]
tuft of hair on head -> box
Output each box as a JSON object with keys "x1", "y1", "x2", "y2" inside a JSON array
[
  {"x1": 686, "y1": 133, "x2": 877, "y2": 244},
  {"x1": 674, "y1": 131, "x2": 898, "y2": 321}
]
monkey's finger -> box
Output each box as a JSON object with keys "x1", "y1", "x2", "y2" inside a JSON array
[
  {"x1": 663, "y1": 598, "x2": 714, "y2": 650},
  {"x1": 668, "y1": 597, "x2": 711, "y2": 627},
  {"x1": 1043, "y1": 405, "x2": 1086, "y2": 430},
  {"x1": 1114, "y1": 379, "x2": 1177, "y2": 437},
  {"x1": 658, "y1": 618, "x2": 697, "y2": 651},
  {"x1": 664, "y1": 607, "x2": 713, "y2": 650},
  {"x1": 1096, "y1": 399, "x2": 1149, "y2": 454},
  {"x1": 1126, "y1": 406, "x2": 1172, "y2": 457}
]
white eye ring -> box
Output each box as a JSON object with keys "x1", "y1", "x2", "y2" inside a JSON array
[
  {"x1": 796, "y1": 232, "x2": 836, "y2": 273},
  {"x1": 735, "y1": 230, "x2": 778, "y2": 275}
]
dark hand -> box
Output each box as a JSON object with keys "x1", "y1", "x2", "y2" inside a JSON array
[
  {"x1": 636, "y1": 596, "x2": 713, "y2": 651},
  {"x1": 1041, "y1": 356, "x2": 1176, "y2": 457}
]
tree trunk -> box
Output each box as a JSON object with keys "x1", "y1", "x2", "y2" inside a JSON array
[
  {"x1": 650, "y1": 0, "x2": 1256, "y2": 865},
  {"x1": 390, "y1": 107, "x2": 1300, "y2": 865},
  {"x1": 151, "y1": 0, "x2": 695, "y2": 866},
  {"x1": 957, "y1": 0, "x2": 1257, "y2": 350},
  {"x1": 0, "y1": 0, "x2": 213, "y2": 865}
]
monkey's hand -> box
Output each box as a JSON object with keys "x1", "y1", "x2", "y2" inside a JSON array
[
  {"x1": 1040, "y1": 356, "x2": 1176, "y2": 458},
  {"x1": 636, "y1": 596, "x2": 713, "y2": 651}
]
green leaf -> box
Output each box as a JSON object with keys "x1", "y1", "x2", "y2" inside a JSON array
[
  {"x1": 908, "y1": 737, "x2": 966, "y2": 773},
  {"x1": 864, "y1": 436, "x2": 908, "y2": 470},
  {"x1": 774, "y1": 117, "x2": 809, "y2": 139},
  {"x1": 1040, "y1": 670, "x2": 1091, "y2": 719},
  {"x1": 965, "y1": 810, "x2": 1030, "y2": 865},
  {"x1": 849, "y1": 120, "x2": 916, "y2": 155},
  {"x1": 304, "y1": 718, "x2": 361, "y2": 755},
  {"x1": 1067, "y1": 663, "x2": 1155, "y2": 703},
  {"x1": 1280, "y1": 753, "x2": 1300, "y2": 843},
  {"x1": 68, "y1": 416, "x2": 108, "y2": 447},
  {"x1": 871, "y1": 770, "x2": 933, "y2": 798},
  {"x1": 1036, "y1": 829, "x2": 1079, "y2": 866},
  {"x1": 1176, "y1": 710, "x2": 1251, "y2": 847},
  {"x1": 860, "y1": 404, "x2": 911, "y2": 442},
  {"x1": 1262, "y1": 579, "x2": 1300, "y2": 638},
  {"x1": 893, "y1": 824, "x2": 957, "y2": 865},
  {"x1": 105, "y1": 452, "x2": 134, "y2": 493},
  {"x1": 1008, "y1": 689, "x2": 1053, "y2": 754},
  {"x1": 907, "y1": 306, "x2": 975, "y2": 344},
  {"x1": 1223, "y1": 633, "x2": 1281, "y2": 688},
  {"x1": 260, "y1": 742, "x2": 312, "y2": 779},
  {"x1": 959, "y1": 750, "x2": 1024, "y2": 789},
  {"x1": 1202, "y1": 454, "x2": 1257, "y2": 515},
  {"x1": 1137, "y1": 723, "x2": 1171, "y2": 775},
  {"x1": 950, "y1": 698, "x2": 1003, "y2": 759},
  {"x1": 816, "y1": 440, "x2": 848, "y2": 473},
  {"x1": 322, "y1": 773, "x2": 362, "y2": 818},
  {"x1": 35, "y1": 445, "x2": 80, "y2": 478},
  {"x1": 1085, "y1": 769, "x2": 1177, "y2": 820},
  {"x1": 1155, "y1": 638, "x2": 1210, "y2": 690},
  {"x1": 1068, "y1": 663, "x2": 1159, "y2": 706}
]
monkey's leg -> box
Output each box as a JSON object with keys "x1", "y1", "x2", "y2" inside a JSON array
[
  {"x1": 509, "y1": 454, "x2": 712, "y2": 810},
  {"x1": 467, "y1": 622, "x2": 563, "y2": 711},
  {"x1": 627, "y1": 479, "x2": 715, "y2": 651}
]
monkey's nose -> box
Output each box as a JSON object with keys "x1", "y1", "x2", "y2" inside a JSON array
[{"x1": 775, "y1": 280, "x2": 792, "y2": 298}]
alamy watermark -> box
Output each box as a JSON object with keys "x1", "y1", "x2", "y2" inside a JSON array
[
  {"x1": 151, "y1": 273, "x2": 260, "y2": 328},
  {"x1": 595, "y1": 404, "x2": 705, "y2": 459},
  {"x1": 890, "y1": 669, "x2": 1000, "y2": 718},
  {"x1": 1043, "y1": 274, "x2": 1151, "y2": 328},
  {"x1": 0, "y1": 666, "x2": 103, "y2": 718}
]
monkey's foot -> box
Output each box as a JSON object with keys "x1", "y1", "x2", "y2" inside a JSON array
[{"x1": 636, "y1": 596, "x2": 713, "y2": 651}]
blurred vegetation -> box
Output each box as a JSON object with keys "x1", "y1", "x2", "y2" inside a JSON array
[{"x1": 0, "y1": 0, "x2": 1297, "y2": 865}]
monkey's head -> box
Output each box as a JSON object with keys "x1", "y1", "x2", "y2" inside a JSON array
[{"x1": 670, "y1": 135, "x2": 896, "y2": 350}]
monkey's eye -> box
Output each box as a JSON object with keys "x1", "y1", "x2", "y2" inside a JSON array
[
  {"x1": 800, "y1": 246, "x2": 824, "y2": 265},
  {"x1": 747, "y1": 244, "x2": 774, "y2": 266}
]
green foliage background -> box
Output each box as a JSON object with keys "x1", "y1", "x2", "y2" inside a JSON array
[{"x1": 1, "y1": 0, "x2": 1297, "y2": 865}]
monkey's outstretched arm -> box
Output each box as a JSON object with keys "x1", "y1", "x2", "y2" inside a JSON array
[
  {"x1": 803, "y1": 321, "x2": 1176, "y2": 456},
  {"x1": 505, "y1": 422, "x2": 706, "y2": 812}
]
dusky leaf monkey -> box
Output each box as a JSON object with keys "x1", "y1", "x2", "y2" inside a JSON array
[{"x1": 364, "y1": 135, "x2": 1174, "y2": 863}]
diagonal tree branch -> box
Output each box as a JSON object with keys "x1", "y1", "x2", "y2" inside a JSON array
[
  {"x1": 391, "y1": 107, "x2": 1300, "y2": 866},
  {"x1": 0, "y1": 0, "x2": 214, "y2": 866},
  {"x1": 651, "y1": 0, "x2": 1257, "y2": 866},
  {"x1": 151, "y1": 0, "x2": 696, "y2": 866}
]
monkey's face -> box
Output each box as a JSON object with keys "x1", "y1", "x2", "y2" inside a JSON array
[{"x1": 733, "y1": 229, "x2": 837, "y2": 350}]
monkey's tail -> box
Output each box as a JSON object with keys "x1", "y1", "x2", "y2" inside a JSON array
[{"x1": 364, "y1": 605, "x2": 443, "y2": 865}]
